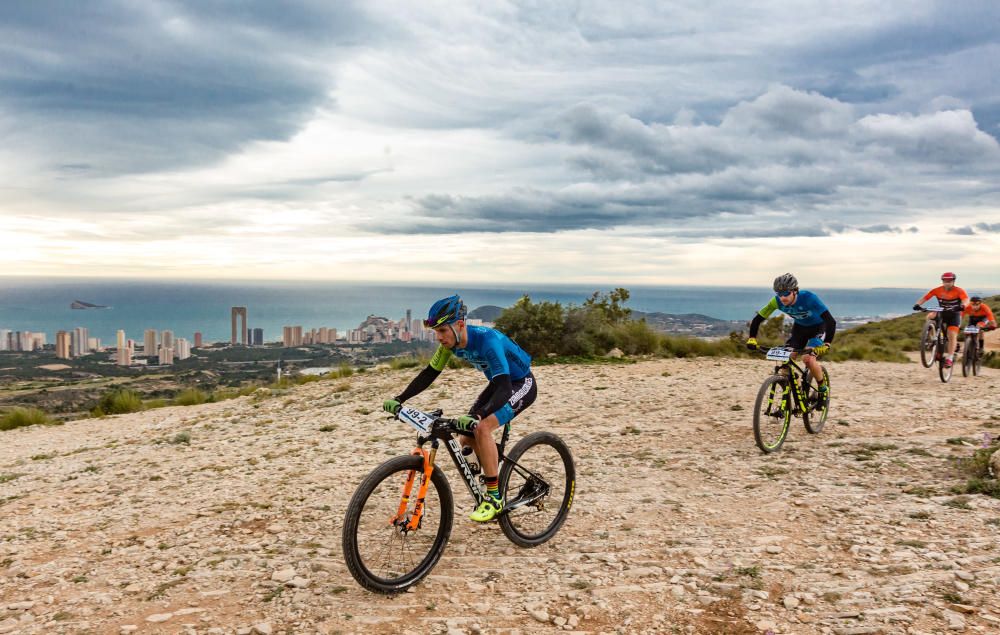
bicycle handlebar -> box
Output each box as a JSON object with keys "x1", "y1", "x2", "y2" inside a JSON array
[{"x1": 391, "y1": 406, "x2": 475, "y2": 438}]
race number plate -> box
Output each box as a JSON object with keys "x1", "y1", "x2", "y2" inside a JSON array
[
  {"x1": 964, "y1": 326, "x2": 980, "y2": 334},
  {"x1": 398, "y1": 406, "x2": 434, "y2": 433},
  {"x1": 766, "y1": 347, "x2": 792, "y2": 362}
]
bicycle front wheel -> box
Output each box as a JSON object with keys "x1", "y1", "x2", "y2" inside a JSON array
[
  {"x1": 498, "y1": 431, "x2": 575, "y2": 548},
  {"x1": 920, "y1": 322, "x2": 937, "y2": 368},
  {"x1": 802, "y1": 366, "x2": 829, "y2": 434},
  {"x1": 974, "y1": 342, "x2": 982, "y2": 376},
  {"x1": 753, "y1": 375, "x2": 791, "y2": 453},
  {"x1": 963, "y1": 343, "x2": 973, "y2": 377},
  {"x1": 342, "y1": 455, "x2": 454, "y2": 594}
]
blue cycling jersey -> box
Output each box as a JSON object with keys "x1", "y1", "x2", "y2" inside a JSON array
[
  {"x1": 429, "y1": 325, "x2": 532, "y2": 380},
  {"x1": 758, "y1": 290, "x2": 829, "y2": 327}
]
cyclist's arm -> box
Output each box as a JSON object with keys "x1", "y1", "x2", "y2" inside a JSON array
[
  {"x1": 748, "y1": 298, "x2": 779, "y2": 338},
  {"x1": 915, "y1": 289, "x2": 936, "y2": 307},
  {"x1": 394, "y1": 365, "x2": 441, "y2": 403},
  {"x1": 820, "y1": 310, "x2": 837, "y2": 344},
  {"x1": 394, "y1": 346, "x2": 452, "y2": 403},
  {"x1": 472, "y1": 373, "x2": 514, "y2": 421}
]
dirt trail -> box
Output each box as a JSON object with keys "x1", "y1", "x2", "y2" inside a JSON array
[{"x1": 2, "y1": 358, "x2": 999, "y2": 634}]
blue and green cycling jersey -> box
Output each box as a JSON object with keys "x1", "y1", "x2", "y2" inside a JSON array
[
  {"x1": 429, "y1": 325, "x2": 531, "y2": 380},
  {"x1": 758, "y1": 290, "x2": 829, "y2": 327}
]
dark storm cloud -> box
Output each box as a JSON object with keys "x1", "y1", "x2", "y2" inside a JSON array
[{"x1": 0, "y1": 1, "x2": 377, "y2": 173}]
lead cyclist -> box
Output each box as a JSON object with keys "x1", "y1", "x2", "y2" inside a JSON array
[
  {"x1": 382, "y1": 295, "x2": 537, "y2": 522},
  {"x1": 745, "y1": 273, "x2": 837, "y2": 406}
]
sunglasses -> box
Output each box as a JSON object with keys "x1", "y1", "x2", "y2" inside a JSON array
[{"x1": 777, "y1": 290, "x2": 795, "y2": 298}]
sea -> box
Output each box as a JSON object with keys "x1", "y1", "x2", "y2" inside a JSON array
[{"x1": 1, "y1": 278, "x2": 989, "y2": 345}]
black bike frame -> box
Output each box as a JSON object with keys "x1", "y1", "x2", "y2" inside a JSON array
[{"x1": 414, "y1": 416, "x2": 512, "y2": 507}]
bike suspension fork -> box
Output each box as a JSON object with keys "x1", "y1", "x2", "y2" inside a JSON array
[{"x1": 391, "y1": 447, "x2": 437, "y2": 531}]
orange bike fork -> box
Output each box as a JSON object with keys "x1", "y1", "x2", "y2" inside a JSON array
[{"x1": 390, "y1": 447, "x2": 436, "y2": 531}]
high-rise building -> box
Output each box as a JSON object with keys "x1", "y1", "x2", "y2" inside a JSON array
[
  {"x1": 144, "y1": 329, "x2": 158, "y2": 357},
  {"x1": 56, "y1": 331, "x2": 71, "y2": 359},
  {"x1": 194, "y1": 332, "x2": 203, "y2": 348},
  {"x1": 252, "y1": 328, "x2": 263, "y2": 346},
  {"x1": 88, "y1": 337, "x2": 102, "y2": 352},
  {"x1": 72, "y1": 327, "x2": 89, "y2": 357},
  {"x1": 115, "y1": 330, "x2": 131, "y2": 366},
  {"x1": 31, "y1": 333, "x2": 46, "y2": 350},
  {"x1": 158, "y1": 344, "x2": 174, "y2": 365},
  {"x1": 174, "y1": 338, "x2": 191, "y2": 360},
  {"x1": 161, "y1": 330, "x2": 174, "y2": 351},
  {"x1": 231, "y1": 306, "x2": 248, "y2": 345},
  {"x1": 0, "y1": 329, "x2": 10, "y2": 351}
]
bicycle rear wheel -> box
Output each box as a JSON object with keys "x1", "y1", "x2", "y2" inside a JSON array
[
  {"x1": 342, "y1": 455, "x2": 453, "y2": 594},
  {"x1": 498, "y1": 431, "x2": 575, "y2": 548},
  {"x1": 920, "y1": 322, "x2": 937, "y2": 368},
  {"x1": 802, "y1": 366, "x2": 829, "y2": 434},
  {"x1": 938, "y1": 346, "x2": 953, "y2": 383},
  {"x1": 753, "y1": 375, "x2": 791, "y2": 453},
  {"x1": 974, "y1": 342, "x2": 982, "y2": 376}
]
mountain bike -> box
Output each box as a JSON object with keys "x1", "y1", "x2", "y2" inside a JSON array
[
  {"x1": 916, "y1": 308, "x2": 953, "y2": 382},
  {"x1": 962, "y1": 324, "x2": 992, "y2": 377},
  {"x1": 342, "y1": 406, "x2": 575, "y2": 594},
  {"x1": 748, "y1": 345, "x2": 830, "y2": 453}
]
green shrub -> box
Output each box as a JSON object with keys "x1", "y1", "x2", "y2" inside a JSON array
[
  {"x1": 390, "y1": 355, "x2": 424, "y2": 370},
  {"x1": 174, "y1": 388, "x2": 209, "y2": 406},
  {"x1": 1, "y1": 407, "x2": 53, "y2": 431},
  {"x1": 93, "y1": 389, "x2": 144, "y2": 416},
  {"x1": 332, "y1": 363, "x2": 354, "y2": 378}
]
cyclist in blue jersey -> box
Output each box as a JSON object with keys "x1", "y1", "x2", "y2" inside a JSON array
[
  {"x1": 746, "y1": 273, "x2": 837, "y2": 405},
  {"x1": 382, "y1": 295, "x2": 536, "y2": 522}
]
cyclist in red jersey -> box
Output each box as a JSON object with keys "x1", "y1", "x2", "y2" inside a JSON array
[
  {"x1": 913, "y1": 272, "x2": 969, "y2": 368},
  {"x1": 963, "y1": 296, "x2": 996, "y2": 356}
]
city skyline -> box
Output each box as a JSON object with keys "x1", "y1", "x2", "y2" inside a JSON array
[{"x1": 0, "y1": 3, "x2": 997, "y2": 287}]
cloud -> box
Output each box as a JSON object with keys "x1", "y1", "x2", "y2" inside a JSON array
[
  {"x1": 975, "y1": 222, "x2": 1000, "y2": 232},
  {"x1": 379, "y1": 85, "x2": 999, "y2": 235},
  {"x1": 949, "y1": 226, "x2": 976, "y2": 235},
  {"x1": 0, "y1": 1, "x2": 378, "y2": 173}
]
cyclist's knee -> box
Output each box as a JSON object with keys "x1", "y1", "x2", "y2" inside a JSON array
[{"x1": 477, "y1": 414, "x2": 500, "y2": 434}]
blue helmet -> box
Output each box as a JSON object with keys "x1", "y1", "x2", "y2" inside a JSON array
[{"x1": 425, "y1": 295, "x2": 467, "y2": 328}]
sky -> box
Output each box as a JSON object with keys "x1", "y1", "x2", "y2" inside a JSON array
[{"x1": 1, "y1": 0, "x2": 999, "y2": 288}]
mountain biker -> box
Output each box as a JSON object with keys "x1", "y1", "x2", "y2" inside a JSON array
[
  {"x1": 963, "y1": 296, "x2": 996, "y2": 355},
  {"x1": 382, "y1": 295, "x2": 536, "y2": 523},
  {"x1": 746, "y1": 273, "x2": 837, "y2": 406},
  {"x1": 913, "y1": 272, "x2": 969, "y2": 369}
]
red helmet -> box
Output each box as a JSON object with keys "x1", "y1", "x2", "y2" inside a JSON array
[{"x1": 941, "y1": 272, "x2": 956, "y2": 281}]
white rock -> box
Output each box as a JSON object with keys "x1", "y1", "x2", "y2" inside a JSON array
[
  {"x1": 270, "y1": 567, "x2": 296, "y2": 583},
  {"x1": 146, "y1": 613, "x2": 173, "y2": 623},
  {"x1": 252, "y1": 623, "x2": 273, "y2": 635}
]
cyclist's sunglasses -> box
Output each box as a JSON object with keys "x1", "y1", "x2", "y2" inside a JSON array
[
  {"x1": 777, "y1": 290, "x2": 795, "y2": 298},
  {"x1": 423, "y1": 318, "x2": 449, "y2": 328}
]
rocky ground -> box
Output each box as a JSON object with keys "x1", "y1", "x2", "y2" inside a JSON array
[{"x1": 2, "y1": 357, "x2": 999, "y2": 635}]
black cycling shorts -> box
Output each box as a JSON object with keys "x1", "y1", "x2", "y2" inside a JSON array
[
  {"x1": 934, "y1": 310, "x2": 962, "y2": 331},
  {"x1": 785, "y1": 322, "x2": 825, "y2": 350},
  {"x1": 470, "y1": 372, "x2": 537, "y2": 427}
]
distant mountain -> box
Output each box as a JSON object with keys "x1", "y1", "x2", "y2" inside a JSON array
[
  {"x1": 469, "y1": 305, "x2": 504, "y2": 322},
  {"x1": 70, "y1": 300, "x2": 110, "y2": 309},
  {"x1": 632, "y1": 311, "x2": 745, "y2": 337}
]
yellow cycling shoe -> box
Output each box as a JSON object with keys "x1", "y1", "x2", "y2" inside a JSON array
[{"x1": 469, "y1": 497, "x2": 504, "y2": 522}]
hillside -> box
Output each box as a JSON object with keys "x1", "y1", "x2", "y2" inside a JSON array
[{"x1": 1, "y1": 359, "x2": 999, "y2": 634}]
